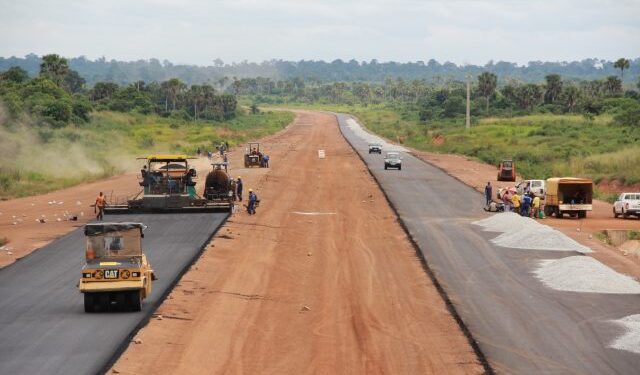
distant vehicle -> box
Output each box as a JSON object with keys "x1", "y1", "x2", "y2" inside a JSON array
[
  {"x1": 613, "y1": 193, "x2": 640, "y2": 219},
  {"x1": 497, "y1": 159, "x2": 516, "y2": 181},
  {"x1": 516, "y1": 179, "x2": 545, "y2": 198},
  {"x1": 79, "y1": 223, "x2": 155, "y2": 312},
  {"x1": 368, "y1": 143, "x2": 382, "y2": 154},
  {"x1": 544, "y1": 177, "x2": 593, "y2": 218},
  {"x1": 384, "y1": 152, "x2": 402, "y2": 170},
  {"x1": 244, "y1": 142, "x2": 267, "y2": 168}
]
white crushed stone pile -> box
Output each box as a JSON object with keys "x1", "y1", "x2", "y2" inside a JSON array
[
  {"x1": 609, "y1": 314, "x2": 640, "y2": 354},
  {"x1": 491, "y1": 225, "x2": 592, "y2": 253},
  {"x1": 345, "y1": 119, "x2": 407, "y2": 152},
  {"x1": 473, "y1": 212, "x2": 542, "y2": 233},
  {"x1": 534, "y1": 256, "x2": 640, "y2": 294}
]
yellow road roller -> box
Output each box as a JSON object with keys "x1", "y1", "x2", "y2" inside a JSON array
[{"x1": 79, "y1": 222, "x2": 155, "y2": 312}]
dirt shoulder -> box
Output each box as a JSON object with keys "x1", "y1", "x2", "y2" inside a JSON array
[
  {"x1": 110, "y1": 110, "x2": 481, "y2": 374},
  {"x1": 411, "y1": 149, "x2": 640, "y2": 279},
  {"x1": 0, "y1": 155, "x2": 218, "y2": 268}
]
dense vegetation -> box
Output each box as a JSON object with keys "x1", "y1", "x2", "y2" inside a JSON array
[
  {"x1": 243, "y1": 67, "x2": 639, "y2": 190},
  {"x1": 241, "y1": 71, "x2": 640, "y2": 127},
  {"x1": 0, "y1": 54, "x2": 292, "y2": 199},
  {"x1": 1, "y1": 54, "x2": 639, "y2": 85},
  {"x1": 0, "y1": 55, "x2": 237, "y2": 128}
]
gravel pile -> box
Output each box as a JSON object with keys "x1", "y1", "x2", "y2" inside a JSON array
[
  {"x1": 345, "y1": 119, "x2": 407, "y2": 152},
  {"x1": 609, "y1": 314, "x2": 640, "y2": 354},
  {"x1": 534, "y1": 256, "x2": 640, "y2": 294},
  {"x1": 492, "y1": 225, "x2": 592, "y2": 253},
  {"x1": 473, "y1": 212, "x2": 541, "y2": 233}
]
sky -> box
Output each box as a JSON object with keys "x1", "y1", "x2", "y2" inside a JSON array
[{"x1": 0, "y1": 0, "x2": 638, "y2": 65}]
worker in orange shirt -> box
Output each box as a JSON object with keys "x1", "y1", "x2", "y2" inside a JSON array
[{"x1": 95, "y1": 192, "x2": 106, "y2": 221}]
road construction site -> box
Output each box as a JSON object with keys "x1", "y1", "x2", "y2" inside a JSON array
[{"x1": 0, "y1": 110, "x2": 639, "y2": 374}]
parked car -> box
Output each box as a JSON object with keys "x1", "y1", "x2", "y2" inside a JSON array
[
  {"x1": 384, "y1": 152, "x2": 402, "y2": 170},
  {"x1": 368, "y1": 143, "x2": 382, "y2": 154},
  {"x1": 516, "y1": 179, "x2": 545, "y2": 198},
  {"x1": 613, "y1": 193, "x2": 640, "y2": 218}
]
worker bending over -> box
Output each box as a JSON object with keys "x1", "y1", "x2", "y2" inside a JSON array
[{"x1": 247, "y1": 189, "x2": 257, "y2": 215}]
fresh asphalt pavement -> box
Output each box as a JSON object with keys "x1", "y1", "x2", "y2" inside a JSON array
[
  {"x1": 0, "y1": 213, "x2": 227, "y2": 375},
  {"x1": 337, "y1": 113, "x2": 640, "y2": 374}
]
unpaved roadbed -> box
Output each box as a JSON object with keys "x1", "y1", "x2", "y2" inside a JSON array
[{"x1": 110, "y1": 111, "x2": 481, "y2": 374}]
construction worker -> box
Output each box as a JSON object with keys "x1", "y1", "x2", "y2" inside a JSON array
[
  {"x1": 236, "y1": 177, "x2": 243, "y2": 201},
  {"x1": 262, "y1": 154, "x2": 270, "y2": 168},
  {"x1": 222, "y1": 153, "x2": 229, "y2": 172},
  {"x1": 532, "y1": 195, "x2": 541, "y2": 218},
  {"x1": 484, "y1": 182, "x2": 492, "y2": 206},
  {"x1": 247, "y1": 189, "x2": 257, "y2": 215},
  {"x1": 95, "y1": 192, "x2": 106, "y2": 221},
  {"x1": 511, "y1": 193, "x2": 521, "y2": 214}
]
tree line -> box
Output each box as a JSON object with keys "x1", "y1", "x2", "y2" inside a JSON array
[
  {"x1": 1, "y1": 54, "x2": 639, "y2": 86},
  {"x1": 0, "y1": 54, "x2": 237, "y2": 128},
  {"x1": 238, "y1": 72, "x2": 640, "y2": 126}
]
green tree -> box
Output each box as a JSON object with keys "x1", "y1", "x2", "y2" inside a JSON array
[
  {"x1": 613, "y1": 58, "x2": 630, "y2": 80},
  {"x1": 0, "y1": 66, "x2": 29, "y2": 83},
  {"x1": 477, "y1": 72, "x2": 497, "y2": 114},
  {"x1": 560, "y1": 85, "x2": 580, "y2": 112},
  {"x1": 544, "y1": 74, "x2": 563, "y2": 104},
  {"x1": 39, "y1": 54, "x2": 69, "y2": 86},
  {"x1": 604, "y1": 76, "x2": 623, "y2": 96},
  {"x1": 63, "y1": 69, "x2": 86, "y2": 93},
  {"x1": 90, "y1": 82, "x2": 119, "y2": 101}
]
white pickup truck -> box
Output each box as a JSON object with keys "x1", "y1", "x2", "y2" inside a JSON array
[
  {"x1": 516, "y1": 179, "x2": 545, "y2": 198},
  {"x1": 613, "y1": 193, "x2": 640, "y2": 218}
]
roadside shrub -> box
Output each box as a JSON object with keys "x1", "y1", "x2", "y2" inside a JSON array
[
  {"x1": 137, "y1": 133, "x2": 155, "y2": 148},
  {"x1": 613, "y1": 103, "x2": 640, "y2": 127}
]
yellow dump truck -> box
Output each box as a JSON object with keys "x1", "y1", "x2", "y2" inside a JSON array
[
  {"x1": 79, "y1": 222, "x2": 155, "y2": 312},
  {"x1": 543, "y1": 177, "x2": 593, "y2": 218}
]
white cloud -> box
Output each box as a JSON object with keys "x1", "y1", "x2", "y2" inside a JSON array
[{"x1": 0, "y1": 0, "x2": 638, "y2": 64}]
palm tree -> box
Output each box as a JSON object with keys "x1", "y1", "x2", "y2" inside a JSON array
[
  {"x1": 40, "y1": 54, "x2": 69, "y2": 86},
  {"x1": 544, "y1": 74, "x2": 563, "y2": 104},
  {"x1": 478, "y1": 72, "x2": 497, "y2": 114},
  {"x1": 613, "y1": 58, "x2": 630, "y2": 80}
]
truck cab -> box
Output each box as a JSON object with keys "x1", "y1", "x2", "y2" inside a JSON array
[{"x1": 516, "y1": 179, "x2": 545, "y2": 198}]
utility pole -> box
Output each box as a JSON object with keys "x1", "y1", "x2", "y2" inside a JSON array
[{"x1": 466, "y1": 74, "x2": 471, "y2": 129}]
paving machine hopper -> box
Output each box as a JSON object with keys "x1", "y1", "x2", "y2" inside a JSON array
[{"x1": 105, "y1": 154, "x2": 229, "y2": 214}]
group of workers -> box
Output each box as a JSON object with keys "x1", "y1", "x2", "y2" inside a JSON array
[
  {"x1": 485, "y1": 182, "x2": 542, "y2": 218},
  {"x1": 233, "y1": 176, "x2": 258, "y2": 214}
]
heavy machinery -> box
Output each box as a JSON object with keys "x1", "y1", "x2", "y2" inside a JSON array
[
  {"x1": 497, "y1": 159, "x2": 516, "y2": 182},
  {"x1": 203, "y1": 163, "x2": 235, "y2": 210},
  {"x1": 244, "y1": 142, "x2": 266, "y2": 168},
  {"x1": 105, "y1": 154, "x2": 230, "y2": 213},
  {"x1": 79, "y1": 222, "x2": 155, "y2": 312},
  {"x1": 543, "y1": 177, "x2": 593, "y2": 218}
]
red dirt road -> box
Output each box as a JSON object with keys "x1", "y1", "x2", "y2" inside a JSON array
[{"x1": 110, "y1": 111, "x2": 481, "y2": 374}]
